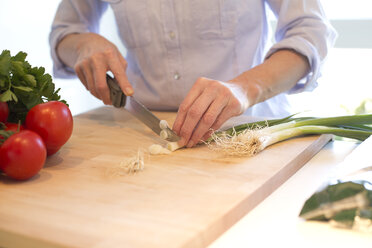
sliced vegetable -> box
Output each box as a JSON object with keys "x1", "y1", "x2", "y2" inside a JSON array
[
  {"x1": 159, "y1": 120, "x2": 169, "y2": 130},
  {"x1": 148, "y1": 144, "x2": 171, "y2": 155},
  {"x1": 167, "y1": 142, "x2": 182, "y2": 152},
  {"x1": 149, "y1": 119, "x2": 183, "y2": 154}
]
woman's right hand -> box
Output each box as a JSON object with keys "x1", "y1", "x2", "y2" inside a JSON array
[{"x1": 57, "y1": 33, "x2": 133, "y2": 104}]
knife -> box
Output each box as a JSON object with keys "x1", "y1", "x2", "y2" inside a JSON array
[{"x1": 106, "y1": 74, "x2": 180, "y2": 142}]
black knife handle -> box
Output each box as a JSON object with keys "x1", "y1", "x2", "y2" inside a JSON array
[{"x1": 106, "y1": 74, "x2": 126, "y2": 108}]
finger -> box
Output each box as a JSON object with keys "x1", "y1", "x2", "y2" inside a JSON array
[
  {"x1": 200, "y1": 109, "x2": 226, "y2": 142},
  {"x1": 82, "y1": 65, "x2": 100, "y2": 100},
  {"x1": 199, "y1": 108, "x2": 228, "y2": 142},
  {"x1": 109, "y1": 54, "x2": 133, "y2": 96},
  {"x1": 187, "y1": 95, "x2": 229, "y2": 147},
  {"x1": 90, "y1": 58, "x2": 111, "y2": 105},
  {"x1": 75, "y1": 66, "x2": 88, "y2": 90},
  {"x1": 93, "y1": 69, "x2": 111, "y2": 105},
  {"x1": 173, "y1": 78, "x2": 206, "y2": 135},
  {"x1": 177, "y1": 90, "x2": 216, "y2": 147},
  {"x1": 209, "y1": 98, "x2": 242, "y2": 131},
  {"x1": 201, "y1": 129, "x2": 214, "y2": 142}
]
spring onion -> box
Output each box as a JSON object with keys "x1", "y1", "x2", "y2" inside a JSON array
[
  {"x1": 167, "y1": 142, "x2": 182, "y2": 152},
  {"x1": 148, "y1": 144, "x2": 171, "y2": 155},
  {"x1": 148, "y1": 119, "x2": 184, "y2": 155},
  {"x1": 159, "y1": 120, "x2": 169, "y2": 130},
  {"x1": 208, "y1": 114, "x2": 372, "y2": 156},
  {"x1": 160, "y1": 129, "x2": 169, "y2": 140}
]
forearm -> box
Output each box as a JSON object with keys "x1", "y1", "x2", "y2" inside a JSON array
[
  {"x1": 230, "y1": 49, "x2": 310, "y2": 107},
  {"x1": 56, "y1": 33, "x2": 84, "y2": 69}
]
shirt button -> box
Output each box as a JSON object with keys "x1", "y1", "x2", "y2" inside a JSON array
[
  {"x1": 174, "y1": 72, "x2": 181, "y2": 80},
  {"x1": 169, "y1": 31, "x2": 176, "y2": 39}
]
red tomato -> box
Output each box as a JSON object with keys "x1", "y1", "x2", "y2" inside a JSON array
[
  {"x1": 0, "y1": 101, "x2": 9, "y2": 123},
  {"x1": 25, "y1": 101, "x2": 73, "y2": 155},
  {"x1": 0, "y1": 130, "x2": 46, "y2": 180}
]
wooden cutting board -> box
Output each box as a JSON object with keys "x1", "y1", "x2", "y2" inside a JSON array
[{"x1": 0, "y1": 107, "x2": 331, "y2": 248}]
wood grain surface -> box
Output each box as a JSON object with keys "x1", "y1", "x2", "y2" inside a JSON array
[{"x1": 0, "y1": 107, "x2": 332, "y2": 248}]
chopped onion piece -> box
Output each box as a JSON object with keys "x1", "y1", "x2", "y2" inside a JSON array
[
  {"x1": 160, "y1": 130, "x2": 168, "y2": 140},
  {"x1": 167, "y1": 142, "x2": 182, "y2": 152},
  {"x1": 148, "y1": 144, "x2": 171, "y2": 155},
  {"x1": 159, "y1": 120, "x2": 169, "y2": 130}
]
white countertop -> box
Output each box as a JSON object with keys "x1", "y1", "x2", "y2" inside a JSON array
[{"x1": 209, "y1": 139, "x2": 372, "y2": 248}]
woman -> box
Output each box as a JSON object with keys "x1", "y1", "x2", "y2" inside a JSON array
[{"x1": 50, "y1": 0, "x2": 336, "y2": 148}]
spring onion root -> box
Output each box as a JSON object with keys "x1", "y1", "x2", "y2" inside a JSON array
[{"x1": 105, "y1": 150, "x2": 145, "y2": 176}]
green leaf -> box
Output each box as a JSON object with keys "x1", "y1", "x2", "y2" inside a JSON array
[
  {"x1": 19, "y1": 92, "x2": 42, "y2": 109},
  {"x1": 12, "y1": 85, "x2": 33, "y2": 92},
  {"x1": 0, "y1": 50, "x2": 11, "y2": 77},
  {"x1": 23, "y1": 74, "x2": 36, "y2": 87},
  {"x1": 41, "y1": 80, "x2": 55, "y2": 97},
  {"x1": 30, "y1": 66, "x2": 45, "y2": 78},
  {"x1": 6, "y1": 100, "x2": 28, "y2": 123},
  {"x1": 11, "y1": 61, "x2": 25, "y2": 76},
  {"x1": 0, "y1": 89, "x2": 18, "y2": 102},
  {"x1": 0, "y1": 76, "x2": 6, "y2": 88},
  {"x1": 13, "y1": 51, "x2": 27, "y2": 62}
]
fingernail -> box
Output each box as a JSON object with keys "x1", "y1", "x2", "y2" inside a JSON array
[{"x1": 125, "y1": 87, "x2": 133, "y2": 95}]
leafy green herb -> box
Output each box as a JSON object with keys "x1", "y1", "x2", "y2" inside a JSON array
[{"x1": 0, "y1": 50, "x2": 67, "y2": 122}]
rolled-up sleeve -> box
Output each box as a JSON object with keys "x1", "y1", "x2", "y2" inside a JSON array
[
  {"x1": 265, "y1": 0, "x2": 337, "y2": 93},
  {"x1": 49, "y1": 0, "x2": 108, "y2": 78}
]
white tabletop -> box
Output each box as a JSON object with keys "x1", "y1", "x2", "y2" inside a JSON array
[{"x1": 209, "y1": 139, "x2": 372, "y2": 248}]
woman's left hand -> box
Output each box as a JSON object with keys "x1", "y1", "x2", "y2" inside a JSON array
[{"x1": 172, "y1": 77, "x2": 249, "y2": 148}]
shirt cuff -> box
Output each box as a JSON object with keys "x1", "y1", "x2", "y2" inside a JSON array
[
  {"x1": 49, "y1": 25, "x2": 88, "y2": 78},
  {"x1": 265, "y1": 36, "x2": 321, "y2": 94}
]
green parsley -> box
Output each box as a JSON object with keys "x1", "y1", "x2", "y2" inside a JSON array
[{"x1": 0, "y1": 50, "x2": 66, "y2": 122}]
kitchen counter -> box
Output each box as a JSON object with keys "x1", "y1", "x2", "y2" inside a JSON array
[{"x1": 210, "y1": 140, "x2": 372, "y2": 247}]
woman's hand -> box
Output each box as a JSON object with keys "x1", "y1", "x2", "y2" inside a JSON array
[
  {"x1": 172, "y1": 77, "x2": 249, "y2": 148},
  {"x1": 57, "y1": 33, "x2": 133, "y2": 104},
  {"x1": 172, "y1": 50, "x2": 311, "y2": 148}
]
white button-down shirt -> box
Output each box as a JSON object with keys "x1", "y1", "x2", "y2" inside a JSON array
[{"x1": 50, "y1": 0, "x2": 336, "y2": 118}]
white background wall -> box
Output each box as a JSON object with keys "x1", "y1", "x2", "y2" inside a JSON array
[
  {"x1": 0, "y1": 0, "x2": 124, "y2": 115},
  {"x1": 0, "y1": 0, "x2": 372, "y2": 116}
]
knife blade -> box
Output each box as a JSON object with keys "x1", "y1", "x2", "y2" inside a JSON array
[{"x1": 106, "y1": 74, "x2": 180, "y2": 142}]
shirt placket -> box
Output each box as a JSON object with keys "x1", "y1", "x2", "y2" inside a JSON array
[{"x1": 160, "y1": 0, "x2": 184, "y2": 103}]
